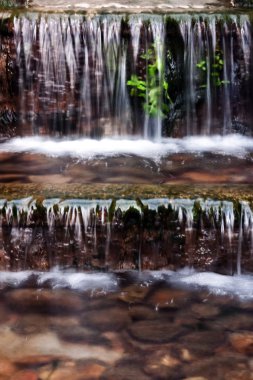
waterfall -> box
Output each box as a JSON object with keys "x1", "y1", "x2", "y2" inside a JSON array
[
  {"x1": 12, "y1": 13, "x2": 253, "y2": 139},
  {"x1": 0, "y1": 196, "x2": 252, "y2": 272}
]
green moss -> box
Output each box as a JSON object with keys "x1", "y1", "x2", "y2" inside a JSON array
[{"x1": 0, "y1": 183, "x2": 251, "y2": 202}]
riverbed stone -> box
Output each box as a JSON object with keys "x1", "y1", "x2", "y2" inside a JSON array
[
  {"x1": 205, "y1": 313, "x2": 253, "y2": 331},
  {"x1": 184, "y1": 354, "x2": 248, "y2": 379},
  {"x1": 224, "y1": 370, "x2": 253, "y2": 380},
  {"x1": 80, "y1": 307, "x2": 130, "y2": 331},
  {"x1": 0, "y1": 357, "x2": 16, "y2": 379},
  {"x1": 146, "y1": 287, "x2": 191, "y2": 309},
  {"x1": 182, "y1": 377, "x2": 208, "y2": 380},
  {"x1": 10, "y1": 370, "x2": 38, "y2": 380},
  {"x1": 128, "y1": 305, "x2": 158, "y2": 321},
  {"x1": 44, "y1": 360, "x2": 107, "y2": 380},
  {"x1": 100, "y1": 358, "x2": 150, "y2": 380},
  {"x1": 190, "y1": 303, "x2": 220, "y2": 318},
  {"x1": 5, "y1": 289, "x2": 84, "y2": 315},
  {"x1": 10, "y1": 314, "x2": 49, "y2": 335},
  {"x1": 117, "y1": 284, "x2": 150, "y2": 304},
  {"x1": 178, "y1": 331, "x2": 226, "y2": 358},
  {"x1": 229, "y1": 332, "x2": 253, "y2": 354},
  {"x1": 143, "y1": 349, "x2": 182, "y2": 379},
  {"x1": 14, "y1": 355, "x2": 66, "y2": 368},
  {"x1": 57, "y1": 325, "x2": 108, "y2": 345},
  {"x1": 128, "y1": 320, "x2": 188, "y2": 343}
]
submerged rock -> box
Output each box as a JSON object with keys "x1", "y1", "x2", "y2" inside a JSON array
[
  {"x1": 229, "y1": 332, "x2": 253, "y2": 354},
  {"x1": 128, "y1": 320, "x2": 188, "y2": 343}
]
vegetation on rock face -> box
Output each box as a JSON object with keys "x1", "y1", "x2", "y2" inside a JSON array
[
  {"x1": 196, "y1": 51, "x2": 230, "y2": 89},
  {"x1": 127, "y1": 45, "x2": 173, "y2": 118}
]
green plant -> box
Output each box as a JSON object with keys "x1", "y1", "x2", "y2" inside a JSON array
[
  {"x1": 127, "y1": 46, "x2": 172, "y2": 117},
  {"x1": 196, "y1": 51, "x2": 230, "y2": 88}
]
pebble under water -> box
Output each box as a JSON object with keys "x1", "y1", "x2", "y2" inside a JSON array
[{"x1": 1, "y1": 271, "x2": 253, "y2": 380}]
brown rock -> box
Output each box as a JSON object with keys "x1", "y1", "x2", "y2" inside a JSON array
[
  {"x1": 81, "y1": 307, "x2": 130, "y2": 332},
  {"x1": 10, "y1": 314, "x2": 49, "y2": 335},
  {"x1": 128, "y1": 320, "x2": 188, "y2": 343},
  {"x1": 10, "y1": 370, "x2": 38, "y2": 380},
  {"x1": 43, "y1": 360, "x2": 106, "y2": 380},
  {"x1": 179, "y1": 331, "x2": 226, "y2": 358},
  {"x1": 5, "y1": 289, "x2": 84, "y2": 315},
  {"x1": 0, "y1": 357, "x2": 16, "y2": 378},
  {"x1": 190, "y1": 303, "x2": 220, "y2": 318},
  {"x1": 58, "y1": 325, "x2": 107, "y2": 345},
  {"x1": 224, "y1": 370, "x2": 253, "y2": 380},
  {"x1": 118, "y1": 284, "x2": 149, "y2": 304},
  {"x1": 147, "y1": 287, "x2": 190, "y2": 309},
  {"x1": 143, "y1": 349, "x2": 181, "y2": 379},
  {"x1": 128, "y1": 305, "x2": 157, "y2": 321},
  {"x1": 229, "y1": 332, "x2": 253, "y2": 354},
  {"x1": 184, "y1": 355, "x2": 248, "y2": 379},
  {"x1": 206, "y1": 313, "x2": 253, "y2": 332},
  {"x1": 183, "y1": 377, "x2": 208, "y2": 380},
  {"x1": 14, "y1": 355, "x2": 65, "y2": 368},
  {"x1": 77, "y1": 361, "x2": 106, "y2": 379},
  {"x1": 101, "y1": 359, "x2": 150, "y2": 380}
]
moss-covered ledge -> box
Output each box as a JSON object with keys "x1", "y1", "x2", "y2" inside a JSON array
[{"x1": 0, "y1": 183, "x2": 252, "y2": 202}]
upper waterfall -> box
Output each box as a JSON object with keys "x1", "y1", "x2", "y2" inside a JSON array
[{"x1": 11, "y1": 12, "x2": 253, "y2": 140}]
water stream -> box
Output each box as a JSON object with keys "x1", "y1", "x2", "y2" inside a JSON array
[
  {"x1": 1, "y1": 7, "x2": 253, "y2": 379},
  {"x1": 9, "y1": 13, "x2": 253, "y2": 139}
]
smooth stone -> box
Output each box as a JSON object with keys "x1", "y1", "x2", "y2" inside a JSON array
[
  {"x1": 10, "y1": 370, "x2": 38, "y2": 380},
  {"x1": 229, "y1": 332, "x2": 253, "y2": 354},
  {"x1": 57, "y1": 325, "x2": 107, "y2": 345},
  {"x1": 77, "y1": 360, "x2": 107, "y2": 379},
  {"x1": 42, "y1": 368, "x2": 83, "y2": 380},
  {"x1": 128, "y1": 320, "x2": 188, "y2": 343},
  {"x1": 81, "y1": 307, "x2": 130, "y2": 332},
  {"x1": 0, "y1": 327, "x2": 121, "y2": 364},
  {"x1": 178, "y1": 331, "x2": 226, "y2": 358},
  {"x1": 174, "y1": 310, "x2": 198, "y2": 328},
  {"x1": 190, "y1": 303, "x2": 220, "y2": 318},
  {"x1": 14, "y1": 355, "x2": 66, "y2": 368},
  {"x1": 117, "y1": 284, "x2": 149, "y2": 304},
  {"x1": 128, "y1": 305, "x2": 158, "y2": 321},
  {"x1": 10, "y1": 314, "x2": 49, "y2": 335},
  {"x1": 101, "y1": 359, "x2": 150, "y2": 380},
  {"x1": 0, "y1": 302, "x2": 13, "y2": 323},
  {"x1": 143, "y1": 349, "x2": 181, "y2": 379},
  {"x1": 0, "y1": 357, "x2": 16, "y2": 378},
  {"x1": 224, "y1": 370, "x2": 253, "y2": 380},
  {"x1": 44, "y1": 360, "x2": 107, "y2": 380},
  {"x1": 5, "y1": 289, "x2": 84, "y2": 315},
  {"x1": 183, "y1": 377, "x2": 208, "y2": 380},
  {"x1": 146, "y1": 287, "x2": 190, "y2": 309},
  {"x1": 184, "y1": 355, "x2": 248, "y2": 379},
  {"x1": 206, "y1": 314, "x2": 253, "y2": 332},
  {"x1": 183, "y1": 378, "x2": 208, "y2": 380}
]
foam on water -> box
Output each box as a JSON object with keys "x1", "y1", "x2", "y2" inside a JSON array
[
  {"x1": 1, "y1": 268, "x2": 253, "y2": 299},
  {"x1": 0, "y1": 270, "x2": 118, "y2": 291},
  {"x1": 1, "y1": 135, "x2": 253, "y2": 160},
  {"x1": 149, "y1": 268, "x2": 253, "y2": 300}
]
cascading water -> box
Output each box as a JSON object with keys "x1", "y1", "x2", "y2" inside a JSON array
[
  {"x1": 12, "y1": 12, "x2": 253, "y2": 140},
  {"x1": 0, "y1": 196, "x2": 252, "y2": 274}
]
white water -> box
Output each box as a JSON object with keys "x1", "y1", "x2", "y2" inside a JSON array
[
  {"x1": 13, "y1": 13, "x2": 252, "y2": 139},
  {"x1": 1, "y1": 134, "x2": 253, "y2": 159},
  {"x1": 148, "y1": 268, "x2": 253, "y2": 300},
  {"x1": 2, "y1": 267, "x2": 253, "y2": 299},
  {"x1": 0, "y1": 269, "x2": 118, "y2": 291}
]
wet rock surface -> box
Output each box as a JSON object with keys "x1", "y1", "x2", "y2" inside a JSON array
[{"x1": 0, "y1": 279, "x2": 252, "y2": 379}]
